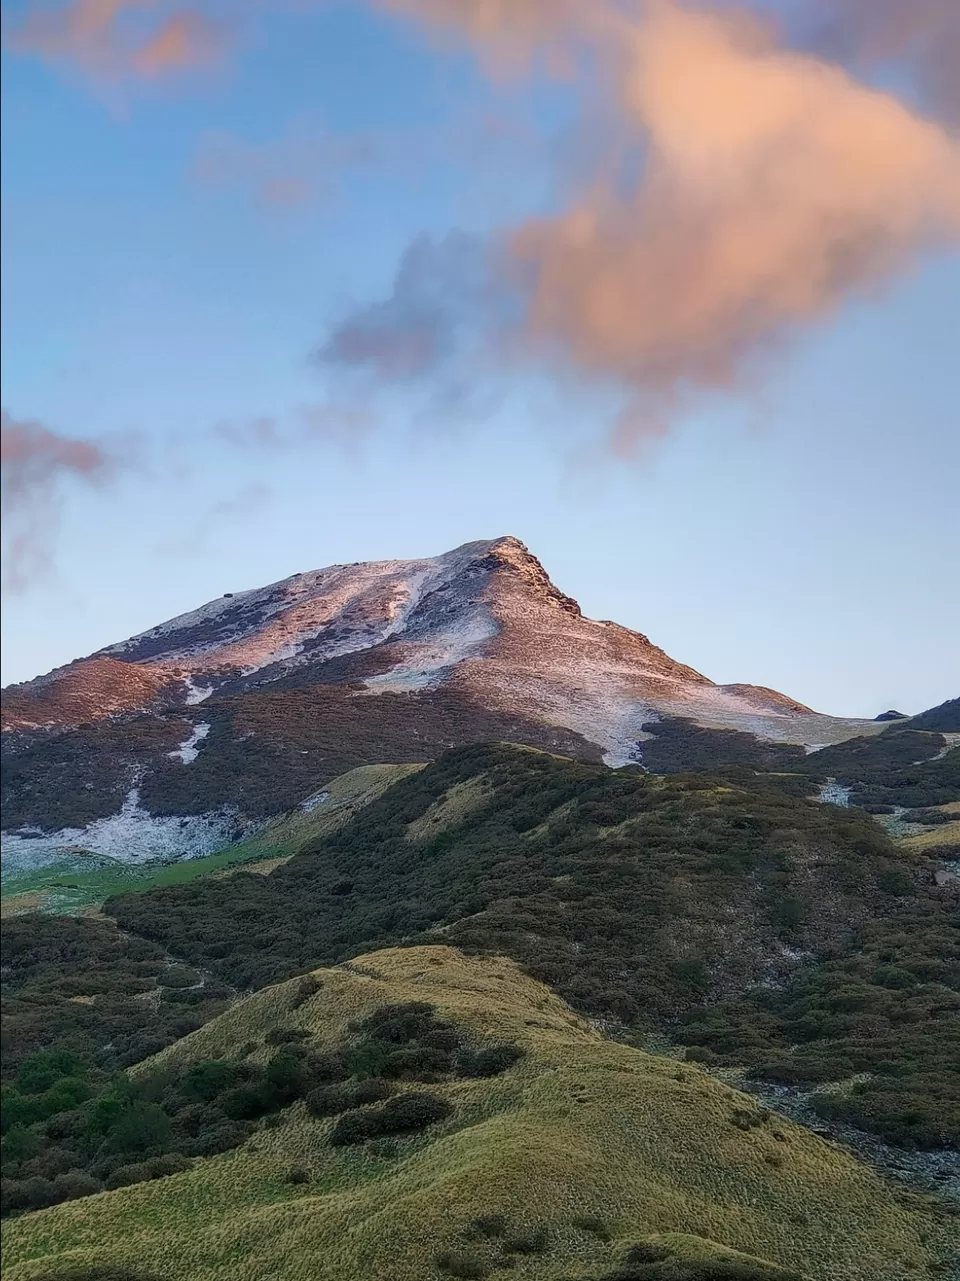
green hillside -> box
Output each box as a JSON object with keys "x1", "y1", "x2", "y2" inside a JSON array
[
  {"x1": 4, "y1": 947, "x2": 954, "y2": 1281},
  {"x1": 103, "y1": 742, "x2": 958, "y2": 1150},
  {"x1": 0, "y1": 763, "x2": 422, "y2": 915}
]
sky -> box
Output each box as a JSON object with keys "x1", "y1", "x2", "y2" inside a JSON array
[{"x1": 1, "y1": 0, "x2": 958, "y2": 717}]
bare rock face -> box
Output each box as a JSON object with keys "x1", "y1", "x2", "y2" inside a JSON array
[{"x1": 1, "y1": 536, "x2": 885, "y2": 837}]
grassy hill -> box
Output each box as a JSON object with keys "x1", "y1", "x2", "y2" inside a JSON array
[
  {"x1": 3, "y1": 947, "x2": 954, "y2": 1281},
  {"x1": 99, "y1": 742, "x2": 958, "y2": 1151}
]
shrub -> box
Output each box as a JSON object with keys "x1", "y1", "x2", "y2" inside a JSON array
[
  {"x1": 285, "y1": 1165, "x2": 310, "y2": 1184},
  {"x1": 435, "y1": 1250, "x2": 489, "y2": 1278},
  {"x1": 306, "y1": 1084, "x2": 354, "y2": 1118},
  {"x1": 105, "y1": 1162, "x2": 153, "y2": 1190},
  {"x1": 1, "y1": 1175, "x2": 59, "y2": 1213},
  {"x1": 375, "y1": 1091, "x2": 453, "y2": 1134},
  {"x1": 291, "y1": 975, "x2": 322, "y2": 1008},
  {"x1": 182, "y1": 1059, "x2": 239, "y2": 1102},
  {"x1": 308, "y1": 1051, "x2": 349, "y2": 1083},
  {"x1": 876, "y1": 868, "x2": 914, "y2": 896},
  {"x1": 572, "y1": 1215, "x2": 613, "y2": 1240},
  {"x1": 146, "y1": 1152, "x2": 191, "y2": 1177},
  {"x1": 183, "y1": 1121, "x2": 250, "y2": 1157},
  {"x1": 458, "y1": 1044, "x2": 525, "y2": 1078},
  {"x1": 503, "y1": 1225, "x2": 550, "y2": 1255},
  {"x1": 29, "y1": 1269, "x2": 166, "y2": 1281},
  {"x1": 327, "y1": 1109, "x2": 377, "y2": 1147},
  {"x1": 219, "y1": 1085, "x2": 274, "y2": 1121},
  {"x1": 366, "y1": 1137, "x2": 399, "y2": 1159},
  {"x1": 265, "y1": 1027, "x2": 310, "y2": 1046},
  {"x1": 381, "y1": 1046, "x2": 453, "y2": 1079},
  {"x1": 351, "y1": 1077, "x2": 393, "y2": 1106},
  {"x1": 101, "y1": 1102, "x2": 173, "y2": 1156},
  {"x1": 599, "y1": 1243, "x2": 805, "y2": 1281},
  {"x1": 264, "y1": 1051, "x2": 309, "y2": 1102},
  {"x1": 51, "y1": 1170, "x2": 101, "y2": 1202},
  {"x1": 471, "y1": 1213, "x2": 507, "y2": 1238},
  {"x1": 157, "y1": 967, "x2": 200, "y2": 989},
  {"x1": 327, "y1": 1091, "x2": 452, "y2": 1146}
]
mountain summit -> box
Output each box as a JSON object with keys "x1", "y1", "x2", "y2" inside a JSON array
[
  {"x1": 3, "y1": 536, "x2": 869, "y2": 750},
  {"x1": 2, "y1": 536, "x2": 885, "y2": 847}
]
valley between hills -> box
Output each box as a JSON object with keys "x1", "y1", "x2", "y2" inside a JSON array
[{"x1": 1, "y1": 540, "x2": 958, "y2": 1281}]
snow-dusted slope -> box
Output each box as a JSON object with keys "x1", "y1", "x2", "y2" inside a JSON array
[{"x1": 2, "y1": 536, "x2": 881, "y2": 763}]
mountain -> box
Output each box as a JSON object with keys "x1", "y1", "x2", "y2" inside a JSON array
[
  {"x1": 2, "y1": 537, "x2": 890, "y2": 864},
  {"x1": 3, "y1": 945, "x2": 953, "y2": 1281}
]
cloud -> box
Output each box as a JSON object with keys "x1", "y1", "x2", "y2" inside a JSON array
[
  {"x1": 793, "y1": 0, "x2": 960, "y2": 126},
  {"x1": 317, "y1": 231, "x2": 496, "y2": 379},
  {"x1": 214, "y1": 402, "x2": 375, "y2": 452},
  {"x1": 5, "y1": 0, "x2": 224, "y2": 80},
  {"x1": 192, "y1": 123, "x2": 377, "y2": 210},
  {"x1": 323, "y1": 0, "x2": 960, "y2": 448},
  {"x1": 1, "y1": 410, "x2": 120, "y2": 592},
  {"x1": 153, "y1": 481, "x2": 272, "y2": 555}
]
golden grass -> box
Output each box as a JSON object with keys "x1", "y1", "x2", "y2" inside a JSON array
[
  {"x1": 4, "y1": 947, "x2": 952, "y2": 1281},
  {"x1": 227, "y1": 762, "x2": 426, "y2": 870},
  {"x1": 211, "y1": 855, "x2": 291, "y2": 879},
  {"x1": 899, "y1": 820, "x2": 960, "y2": 851},
  {"x1": 405, "y1": 775, "x2": 494, "y2": 842},
  {"x1": 0, "y1": 892, "x2": 46, "y2": 918}
]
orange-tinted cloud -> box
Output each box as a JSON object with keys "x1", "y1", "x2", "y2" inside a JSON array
[
  {"x1": 6, "y1": 0, "x2": 223, "y2": 80},
  {"x1": 1, "y1": 409, "x2": 119, "y2": 592},
  {"x1": 325, "y1": 1, "x2": 960, "y2": 447}
]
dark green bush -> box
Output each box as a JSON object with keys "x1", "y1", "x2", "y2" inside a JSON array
[
  {"x1": 305, "y1": 1084, "x2": 354, "y2": 1118},
  {"x1": 28, "y1": 1268, "x2": 167, "y2": 1281},
  {"x1": 435, "y1": 1250, "x2": 489, "y2": 1278},
  {"x1": 183, "y1": 1121, "x2": 250, "y2": 1157},
  {"x1": 327, "y1": 1091, "x2": 452, "y2": 1146},
  {"x1": 327, "y1": 1109, "x2": 378, "y2": 1147},
  {"x1": 572, "y1": 1215, "x2": 613, "y2": 1240},
  {"x1": 265, "y1": 1027, "x2": 310, "y2": 1046},
  {"x1": 351, "y1": 1078, "x2": 393, "y2": 1106},
  {"x1": 376, "y1": 1091, "x2": 453, "y2": 1134},
  {"x1": 599, "y1": 1242, "x2": 804, "y2": 1281},
  {"x1": 182, "y1": 1060, "x2": 239, "y2": 1102},
  {"x1": 220, "y1": 1085, "x2": 274, "y2": 1121},
  {"x1": 458, "y1": 1045, "x2": 525, "y2": 1078},
  {"x1": 471, "y1": 1214, "x2": 507, "y2": 1238},
  {"x1": 503, "y1": 1225, "x2": 550, "y2": 1255}
]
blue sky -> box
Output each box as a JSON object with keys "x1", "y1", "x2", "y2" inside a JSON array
[{"x1": 1, "y1": 0, "x2": 958, "y2": 716}]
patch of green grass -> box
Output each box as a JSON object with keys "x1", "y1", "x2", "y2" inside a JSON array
[{"x1": 1, "y1": 764, "x2": 426, "y2": 914}]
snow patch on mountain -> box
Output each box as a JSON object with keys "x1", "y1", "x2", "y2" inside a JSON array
[
  {"x1": 168, "y1": 723, "x2": 210, "y2": 764},
  {"x1": 100, "y1": 539, "x2": 508, "y2": 683},
  {"x1": 816, "y1": 780, "x2": 852, "y2": 807},
  {"x1": 1, "y1": 788, "x2": 247, "y2": 869},
  {"x1": 184, "y1": 677, "x2": 214, "y2": 705},
  {"x1": 363, "y1": 607, "x2": 498, "y2": 694},
  {"x1": 300, "y1": 790, "x2": 330, "y2": 814}
]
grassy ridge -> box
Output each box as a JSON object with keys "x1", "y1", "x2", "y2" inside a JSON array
[{"x1": 4, "y1": 947, "x2": 953, "y2": 1281}]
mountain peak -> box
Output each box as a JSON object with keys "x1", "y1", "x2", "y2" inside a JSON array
[{"x1": 2, "y1": 537, "x2": 884, "y2": 776}]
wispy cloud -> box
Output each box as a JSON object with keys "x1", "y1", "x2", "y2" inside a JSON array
[
  {"x1": 320, "y1": 0, "x2": 960, "y2": 449},
  {"x1": 191, "y1": 122, "x2": 377, "y2": 210},
  {"x1": 0, "y1": 409, "x2": 122, "y2": 592},
  {"x1": 214, "y1": 402, "x2": 375, "y2": 453},
  {"x1": 4, "y1": 0, "x2": 225, "y2": 81},
  {"x1": 152, "y1": 480, "x2": 272, "y2": 556}
]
